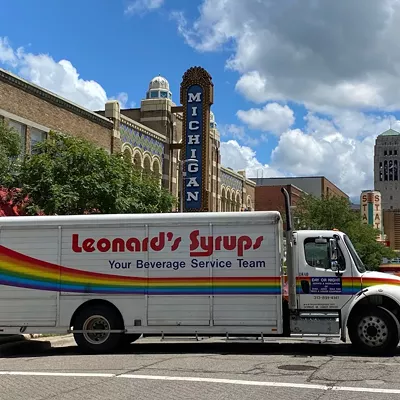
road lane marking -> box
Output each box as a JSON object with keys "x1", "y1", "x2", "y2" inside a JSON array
[
  {"x1": 0, "y1": 371, "x2": 114, "y2": 377},
  {"x1": 0, "y1": 371, "x2": 399, "y2": 394},
  {"x1": 118, "y1": 374, "x2": 400, "y2": 394}
]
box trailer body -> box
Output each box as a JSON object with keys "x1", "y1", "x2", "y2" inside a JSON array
[
  {"x1": 0, "y1": 211, "x2": 284, "y2": 337},
  {"x1": 2, "y1": 204, "x2": 400, "y2": 356}
]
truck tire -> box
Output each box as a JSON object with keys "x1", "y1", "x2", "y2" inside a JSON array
[
  {"x1": 73, "y1": 304, "x2": 124, "y2": 354},
  {"x1": 348, "y1": 306, "x2": 399, "y2": 356}
]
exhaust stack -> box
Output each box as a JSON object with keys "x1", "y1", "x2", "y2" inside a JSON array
[{"x1": 281, "y1": 187, "x2": 296, "y2": 311}]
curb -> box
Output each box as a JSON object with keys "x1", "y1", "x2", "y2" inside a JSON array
[{"x1": 35, "y1": 334, "x2": 75, "y2": 348}]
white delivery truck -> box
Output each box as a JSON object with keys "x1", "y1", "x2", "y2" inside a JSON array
[{"x1": 1, "y1": 188, "x2": 400, "y2": 356}]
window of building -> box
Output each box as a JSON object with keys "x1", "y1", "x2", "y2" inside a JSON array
[
  {"x1": 7, "y1": 120, "x2": 26, "y2": 154},
  {"x1": 390, "y1": 160, "x2": 394, "y2": 180},
  {"x1": 304, "y1": 237, "x2": 345, "y2": 271},
  {"x1": 395, "y1": 150, "x2": 398, "y2": 156},
  {"x1": 380, "y1": 162, "x2": 383, "y2": 181},
  {"x1": 384, "y1": 160, "x2": 388, "y2": 181},
  {"x1": 390, "y1": 150, "x2": 393, "y2": 156},
  {"x1": 30, "y1": 128, "x2": 47, "y2": 154},
  {"x1": 395, "y1": 160, "x2": 398, "y2": 181},
  {"x1": 384, "y1": 150, "x2": 387, "y2": 156}
]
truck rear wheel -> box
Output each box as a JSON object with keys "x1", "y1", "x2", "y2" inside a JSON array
[
  {"x1": 73, "y1": 304, "x2": 124, "y2": 354},
  {"x1": 348, "y1": 306, "x2": 399, "y2": 356}
]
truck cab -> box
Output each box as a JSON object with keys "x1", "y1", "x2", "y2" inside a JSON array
[{"x1": 287, "y1": 228, "x2": 400, "y2": 355}]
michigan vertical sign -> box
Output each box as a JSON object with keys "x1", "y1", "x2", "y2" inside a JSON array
[{"x1": 180, "y1": 67, "x2": 214, "y2": 212}]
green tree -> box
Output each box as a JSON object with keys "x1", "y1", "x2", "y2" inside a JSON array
[
  {"x1": 0, "y1": 119, "x2": 22, "y2": 187},
  {"x1": 19, "y1": 131, "x2": 176, "y2": 215},
  {"x1": 293, "y1": 193, "x2": 396, "y2": 270}
]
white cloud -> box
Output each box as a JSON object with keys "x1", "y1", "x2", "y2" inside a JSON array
[
  {"x1": 0, "y1": 37, "x2": 129, "y2": 111},
  {"x1": 270, "y1": 126, "x2": 377, "y2": 198},
  {"x1": 0, "y1": 37, "x2": 17, "y2": 66},
  {"x1": 237, "y1": 103, "x2": 295, "y2": 135},
  {"x1": 219, "y1": 123, "x2": 267, "y2": 146},
  {"x1": 173, "y1": 0, "x2": 400, "y2": 200},
  {"x1": 174, "y1": 0, "x2": 400, "y2": 112},
  {"x1": 221, "y1": 140, "x2": 281, "y2": 178},
  {"x1": 125, "y1": 0, "x2": 164, "y2": 15},
  {"x1": 220, "y1": 110, "x2": 399, "y2": 199},
  {"x1": 110, "y1": 92, "x2": 130, "y2": 108}
]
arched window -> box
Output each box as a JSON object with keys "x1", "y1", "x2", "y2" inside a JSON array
[
  {"x1": 123, "y1": 147, "x2": 132, "y2": 163},
  {"x1": 143, "y1": 156, "x2": 152, "y2": 175},
  {"x1": 133, "y1": 152, "x2": 142, "y2": 169},
  {"x1": 227, "y1": 190, "x2": 231, "y2": 212},
  {"x1": 384, "y1": 160, "x2": 388, "y2": 181},
  {"x1": 236, "y1": 193, "x2": 241, "y2": 212},
  {"x1": 247, "y1": 196, "x2": 252, "y2": 211},
  {"x1": 221, "y1": 187, "x2": 226, "y2": 212},
  {"x1": 389, "y1": 160, "x2": 393, "y2": 181},
  {"x1": 153, "y1": 158, "x2": 162, "y2": 185}
]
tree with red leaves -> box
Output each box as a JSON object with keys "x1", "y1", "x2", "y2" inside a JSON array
[
  {"x1": 0, "y1": 120, "x2": 44, "y2": 217},
  {"x1": 0, "y1": 187, "x2": 44, "y2": 216}
]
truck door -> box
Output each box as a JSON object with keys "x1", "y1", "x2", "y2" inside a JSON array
[{"x1": 296, "y1": 235, "x2": 354, "y2": 311}]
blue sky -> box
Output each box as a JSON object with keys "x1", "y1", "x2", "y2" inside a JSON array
[{"x1": 2, "y1": 0, "x2": 400, "y2": 201}]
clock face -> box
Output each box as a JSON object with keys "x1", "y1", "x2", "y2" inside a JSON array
[{"x1": 160, "y1": 91, "x2": 167, "y2": 98}]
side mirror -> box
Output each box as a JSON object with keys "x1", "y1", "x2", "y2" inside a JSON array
[
  {"x1": 329, "y1": 238, "x2": 340, "y2": 272},
  {"x1": 329, "y1": 238, "x2": 338, "y2": 261}
]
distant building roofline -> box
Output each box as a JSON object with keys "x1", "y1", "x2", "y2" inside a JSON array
[
  {"x1": 255, "y1": 183, "x2": 307, "y2": 194},
  {"x1": 379, "y1": 128, "x2": 400, "y2": 136},
  {"x1": 249, "y1": 175, "x2": 348, "y2": 198}
]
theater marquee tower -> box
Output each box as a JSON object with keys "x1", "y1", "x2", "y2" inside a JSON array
[{"x1": 180, "y1": 67, "x2": 214, "y2": 212}]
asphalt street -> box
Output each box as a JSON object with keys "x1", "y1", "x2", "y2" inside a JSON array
[{"x1": 1, "y1": 336, "x2": 400, "y2": 400}]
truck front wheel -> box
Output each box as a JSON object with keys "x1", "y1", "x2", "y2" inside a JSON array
[
  {"x1": 348, "y1": 306, "x2": 399, "y2": 356},
  {"x1": 73, "y1": 304, "x2": 124, "y2": 354}
]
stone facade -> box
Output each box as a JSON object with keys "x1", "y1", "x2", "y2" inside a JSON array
[
  {"x1": 99, "y1": 75, "x2": 256, "y2": 211},
  {"x1": 0, "y1": 69, "x2": 255, "y2": 211},
  {"x1": 383, "y1": 210, "x2": 400, "y2": 250},
  {"x1": 374, "y1": 129, "x2": 400, "y2": 211}
]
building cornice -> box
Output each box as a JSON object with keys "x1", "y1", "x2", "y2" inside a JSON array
[
  {"x1": 221, "y1": 166, "x2": 256, "y2": 187},
  {"x1": 120, "y1": 114, "x2": 167, "y2": 143},
  {"x1": 246, "y1": 179, "x2": 256, "y2": 187},
  {"x1": 0, "y1": 68, "x2": 113, "y2": 129}
]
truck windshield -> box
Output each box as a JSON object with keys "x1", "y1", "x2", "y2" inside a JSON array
[{"x1": 343, "y1": 234, "x2": 366, "y2": 273}]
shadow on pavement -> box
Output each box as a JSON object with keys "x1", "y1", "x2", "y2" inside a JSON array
[{"x1": 3, "y1": 340, "x2": 400, "y2": 358}]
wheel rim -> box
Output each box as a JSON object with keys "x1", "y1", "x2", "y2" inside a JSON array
[
  {"x1": 82, "y1": 315, "x2": 111, "y2": 345},
  {"x1": 357, "y1": 315, "x2": 389, "y2": 348}
]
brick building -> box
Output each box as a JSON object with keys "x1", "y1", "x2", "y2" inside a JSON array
[
  {"x1": 0, "y1": 68, "x2": 255, "y2": 211},
  {"x1": 251, "y1": 176, "x2": 349, "y2": 200},
  {"x1": 255, "y1": 184, "x2": 304, "y2": 213},
  {"x1": 0, "y1": 69, "x2": 116, "y2": 155}
]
